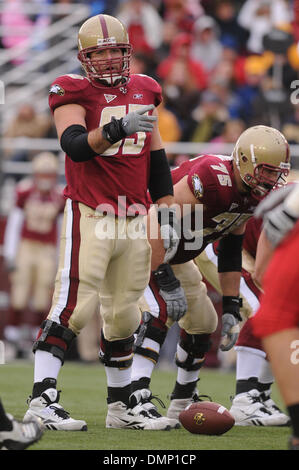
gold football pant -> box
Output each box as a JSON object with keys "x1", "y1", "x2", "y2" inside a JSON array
[
  {"x1": 48, "y1": 199, "x2": 151, "y2": 341},
  {"x1": 140, "y1": 259, "x2": 218, "y2": 335},
  {"x1": 10, "y1": 239, "x2": 57, "y2": 312}
]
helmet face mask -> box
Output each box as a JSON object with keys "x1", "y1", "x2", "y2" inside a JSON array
[
  {"x1": 233, "y1": 125, "x2": 290, "y2": 200},
  {"x1": 79, "y1": 46, "x2": 131, "y2": 87},
  {"x1": 77, "y1": 15, "x2": 132, "y2": 88},
  {"x1": 244, "y1": 163, "x2": 289, "y2": 200}
]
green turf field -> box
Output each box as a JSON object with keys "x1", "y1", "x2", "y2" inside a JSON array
[{"x1": 0, "y1": 360, "x2": 291, "y2": 451}]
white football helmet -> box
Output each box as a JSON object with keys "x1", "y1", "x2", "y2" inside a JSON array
[{"x1": 32, "y1": 152, "x2": 59, "y2": 192}]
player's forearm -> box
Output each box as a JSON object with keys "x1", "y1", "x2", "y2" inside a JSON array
[
  {"x1": 60, "y1": 124, "x2": 109, "y2": 162},
  {"x1": 88, "y1": 127, "x2": 113, "y2": 154},
  {"x1": 253, "y1": 228, "x2": 274, "y2": 287},
  {"x1": 218, "y1": 271, "x2": 241, "y2": 297}
]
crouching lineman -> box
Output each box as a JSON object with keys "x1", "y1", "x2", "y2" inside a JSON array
[
  {"x1": 129, "y1": 125, "x2": 291, "y2": 428},
  {"x1": 196, "y1": 216, "x2": 290, "y2": 426},
  {"x1": 23, "y1": 14, "x2": 179, "y2": 432}
]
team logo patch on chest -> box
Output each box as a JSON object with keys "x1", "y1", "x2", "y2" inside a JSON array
[
  {"x1": 104, "y1": 94, "x2": 117, "y2": 103},
  {"x1": 192, "y1": 174, "x2": 204, "y2": 199}
]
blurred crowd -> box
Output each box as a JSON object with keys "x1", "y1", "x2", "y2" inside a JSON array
[
  {"x1": 1, "y1": 0, "x2": 299, "y2": 169},
  {"x1": 0, "y1": 0, "x2": 299, "y2": 364}
]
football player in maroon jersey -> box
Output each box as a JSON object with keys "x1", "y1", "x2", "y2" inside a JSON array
[
  {"x1": 130, "y1": 125, "x2": 291, "y2": 426},
  {"x1": 3, "y1": 152, "x2": 64, "y2": 357},
  {"x1": 23, "y1": 14, "x2": 179, "y2": 431}
]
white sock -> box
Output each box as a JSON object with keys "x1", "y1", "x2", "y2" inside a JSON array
[
  {"x1": 131, "y1": 338, "x2": 159, "y2": 383},
  {"x1": 105, "y1": 365, "x2": 132, "y2": 388},
  {"x1": 259, "y1": 358, "x2": 274, "y2": 385},
  {"x1": 176, "y1": 344, "x2": 202, "y2": 385},
  {"x1": 259, "y1": 359, "x2": 274, "y2": 395},
  {"x1": 235, "y1": 346, "x2": 266, "y2": 382},
  {"x1": 34, "y1": 350, "x2": 62, "y2": 383}
]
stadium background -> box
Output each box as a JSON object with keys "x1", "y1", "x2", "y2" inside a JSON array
[{"x1": 0, "y1": 0, "x2": 299, "y2": 367}]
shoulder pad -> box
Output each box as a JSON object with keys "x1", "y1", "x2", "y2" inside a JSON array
[
  {"x1": 16, "y1": 177, "x2": 34, "y2": 193},
  {"x1": 131, "y1": 74, "x2": 162, "y2": 107},
  {"x1": 133, "y1": 74, "x2": 162, "y2": 93},
  {"x1": 49, "y1": 74, "x2": 90, "y2": 96}
]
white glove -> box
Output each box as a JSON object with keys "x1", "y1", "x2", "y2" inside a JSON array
[
  {"x1": 220, "y1": 313, "x2": 240, "y2": 352},
  {"x1": 122, "y1": 104, "x2": 157, "y2": 135},
  {"x1": 153, "y1": 263, "x2": 187, "y2": 322},
  {"x1": 102, "y1": 104, "x2": 157, "y2": 144},
  {"x1": 158, "y1": 207, "x2": 180, "y2": 263},
  {"x1": 255, "y1": 184, "x2": 299, "y2": 247},
  {"x1": 159, "y1": 286, "x2": 188, "y2": 322}
]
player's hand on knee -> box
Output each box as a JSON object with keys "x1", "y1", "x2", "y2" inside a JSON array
[
  {"x1": 219, "y1": 296, "x2": 242, "y2": 351},
  {"x1": 153, "y1": 263, "x2": 187, "y2": 322},
  {"x1": 159, "y1": 286, "x2": 187, "y2": 322},
  {"x1": 157, "y1": 207, "x2": 180, "y2": 263},
  {"x1": 220, "y1": 313, "x2": 240, "y2": 351}
]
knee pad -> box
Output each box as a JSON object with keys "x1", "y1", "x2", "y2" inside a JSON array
[
  {"x1": 133, "y1": 311, "x2": 167, "y2": 364},
  {"x1": 176, "y1": 331, "x2": 212, "y2": 371},
  {"x1": 32, "y1": 319, "x2": 76, "y2": 364},
  {"x1": 99, "y1": 331, "x2": 134, "y2": 369}
]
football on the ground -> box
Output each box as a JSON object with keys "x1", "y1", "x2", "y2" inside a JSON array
[{"x1": 179, "y1": 401, "x2": 235, "y2": 435}]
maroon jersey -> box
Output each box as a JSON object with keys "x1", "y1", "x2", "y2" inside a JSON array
[
  {"x1": 170, "y1": 155, "x2": 259, "y2": 264},
  {"x1": 16, "y1": 179, "x2": 65, "y2": 244},
  {"x1": 49, "y1": 73, "x2": 162, "y2": 216},
  {"x1": 242, "y1": 216, "x2": 262, "y2": 258}
]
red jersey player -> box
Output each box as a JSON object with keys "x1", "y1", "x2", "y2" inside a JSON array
[
  {"x1": 252, "y1": 182, "x2": 299, "y2": 449},
  {"x1": 3, "y1": 152, "x2": 64, "y2": 357},
  {"x1": 130, "y1": 125, "x2": 291, "y2": 426},
  {"x1": 23, "y1": 14, "x2": 178, "y2": 432}
]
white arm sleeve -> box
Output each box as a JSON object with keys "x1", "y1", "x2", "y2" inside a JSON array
[
  {"x1": 284, "y1": 183, "x2": 299, "y2": 217},
  {"x1": 3, "y1": 207, "x2": 25, "y2": 262}
]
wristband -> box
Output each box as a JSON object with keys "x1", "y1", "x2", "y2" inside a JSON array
[
  {"x1": 102, "y1": 117, "x2": 127, "y2": 144},
  {"x1": 222, "y1": 296, "x2": 242, "y2": 321},
  {"x1": 153, "y1": 263, "x2": 180, "y2": 292}
]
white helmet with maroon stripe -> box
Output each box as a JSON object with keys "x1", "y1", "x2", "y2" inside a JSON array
[
  {"x1": 233, "y1": 125, "x2": 291, "y2": 199},
  {"x1": 77, "y1": 14, "x2": 132, "y2": 87}
]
